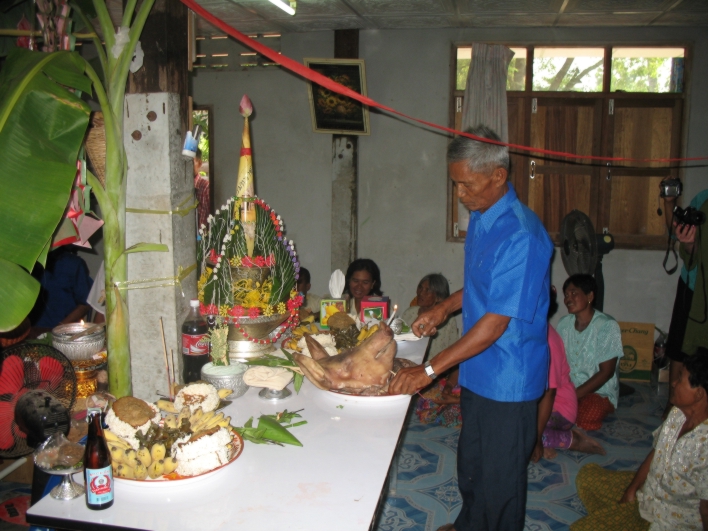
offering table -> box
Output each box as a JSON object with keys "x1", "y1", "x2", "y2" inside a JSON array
[{"x1": 27, "y1": 338, "x2": 428, "y2": 531}]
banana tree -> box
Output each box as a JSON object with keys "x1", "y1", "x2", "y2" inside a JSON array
[{"x1": 0, "y1": 0, "x2": 158, "y2": 397}]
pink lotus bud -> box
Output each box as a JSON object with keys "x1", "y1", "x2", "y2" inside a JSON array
[{"x1": 239, "y1": 95, "x2": 253, "y2": 118}]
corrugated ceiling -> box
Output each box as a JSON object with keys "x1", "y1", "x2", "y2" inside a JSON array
[{"x1": 191, "y1": 0, "x2": 708, "y2": 35}]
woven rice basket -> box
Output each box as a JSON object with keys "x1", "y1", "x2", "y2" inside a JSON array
[{"x1": 85, "y1": 112, "x2": 106, "y2": 186}]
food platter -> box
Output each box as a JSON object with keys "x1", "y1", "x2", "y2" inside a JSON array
[
  {"x1": 114, "y1": 431, "x2": 243, "y2": 488},
  {"x1": 323, "y1": 388, "x2": 411, "y2": 404}
]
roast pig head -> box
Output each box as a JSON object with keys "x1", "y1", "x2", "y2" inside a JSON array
[{"x1": 293, "y1": 322, "x2": 398, "y2": 395}]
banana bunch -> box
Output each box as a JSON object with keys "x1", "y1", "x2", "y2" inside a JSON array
[
  {"x1": 356, "y1": 323, "x2": 379, "y2": 344},
  {"x1": 283, "y1": 315, "x2": 317, "y2": 351},
  {"x1": 105, "y1": 430, "x2": 178, "y2": 479},
  {"x1": 189, "y1": 407, "x2": 231, "y2": 433}
]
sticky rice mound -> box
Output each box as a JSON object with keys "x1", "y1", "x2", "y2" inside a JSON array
[
  {"x1": 105, "y1": 398, "x2": 160, "y2": 450},
  {"x1": 174, "y1": 382, "x2": 220, "y2": 414},
  {"x1": 172, "y1": 427, "x2": 233, "y2": 476}
]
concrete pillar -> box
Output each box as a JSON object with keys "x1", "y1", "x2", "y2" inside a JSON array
[
  {"x1": 124, "y1": 93, "x2": 197, "y2": 402},
  {"x1": 331, "y1": 137, "x2": 357, "y2": 272},
  {"x1": 330, "y1": 30, "x2": 359, "y2": 272}
]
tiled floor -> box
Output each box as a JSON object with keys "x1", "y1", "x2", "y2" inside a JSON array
[{"x1": 375, "y1": 381, "x2": 666, "y2": 531}]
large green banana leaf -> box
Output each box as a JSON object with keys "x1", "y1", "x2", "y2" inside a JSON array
[{"x1": 0, "y1": 48, "x2": 91, "y2": 332}]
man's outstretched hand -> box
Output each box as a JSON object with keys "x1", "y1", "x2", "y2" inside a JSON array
[
  {"x1": 389, "y1": 365, "x2": 431, "y2": 396},
  {"x1": 411, "y1": 304, "x2": 448, "y2": 338}
]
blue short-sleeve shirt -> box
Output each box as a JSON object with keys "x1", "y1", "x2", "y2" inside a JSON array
[{"x1": 458, "y1": 183, "x2": 553, "y2": 402}]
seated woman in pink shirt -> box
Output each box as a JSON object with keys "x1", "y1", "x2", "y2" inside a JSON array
[{"x1": 532, "y1": 287, "x2": 605, "y2": 462}]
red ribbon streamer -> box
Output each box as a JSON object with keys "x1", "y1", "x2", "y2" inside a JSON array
[{"x1": 181, "y1": 0, "x2": 708, "y2": 165}]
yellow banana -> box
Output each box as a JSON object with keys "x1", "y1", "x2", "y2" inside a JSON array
[
  {"x1": 162, "y1": 457, "x2": 178, "y2": 475},
  {"x1": 123, "y1": 449, "x2": 138, "y2": 468},
  {"x1": 217, "y1": 416, "x2": 231, "y2": 428},
  {"x1": 109, "y1": 446, "x2": 124, "y2": 465},
  {"x1": 301, "y1": 315, "x2": 315, "y2": 324},
  {"x1": 147, "y1": 460, "x2": 164, "y2": 479},
  {"x1": 178, "y1": 406, "x2": 191, "y2": 425},
  {"x1": 104, "y1": 429, "x2": 127, "y2": 446},
  {"x1": 189, "y1": 407, "x2": 204, "y2": 426},
  {"x1": 156, "y1": 400, "x2": 177, "y2": 414},
  {"x1": 116, "y1": 464, "x2": 134, "y2": 479},
  {"x1": 134, "y1": 463, "x2": 149, "y2": 480},
  {"x1": 217, "y1": 388, "x2": 232, "y2": 399},
  {"x1": 357, "y1": 327, "x2": 368, "y2": 342},
  {"x1": 150, "y1": 443, "x2": 166, "y2": 462},
  {"x1": 163, "y1": 415, "x2": 178, "y2": 430},
  {"x1": 199, "y1": 412, "x2": 225, "y2": 431},
  {"x1": 136, "y1": 447, "x2": 152, "y2": 467},
  {"x1": 192, "y1": 411, "x2": 218, "y2": 432}
]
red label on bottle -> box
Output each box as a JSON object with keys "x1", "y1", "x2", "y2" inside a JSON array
[
  {"x1": 86, "y1": 466, "x2": 113, "y2": 505},
  {"x1": 182, "y1": 333, "x2": 209, "y2": 356}
]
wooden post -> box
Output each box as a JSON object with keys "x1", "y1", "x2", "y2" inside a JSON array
[{"x1": 127, "y1": 0, "x2": 190, "y2": 135}]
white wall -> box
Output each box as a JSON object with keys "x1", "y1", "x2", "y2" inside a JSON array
[{"x1": 193, "y1": 25, "x2": 708, "y2": 333}]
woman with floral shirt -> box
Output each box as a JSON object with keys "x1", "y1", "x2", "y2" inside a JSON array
[{"x1": 571, "y1": 349, "x2": 708, "y2": 531}]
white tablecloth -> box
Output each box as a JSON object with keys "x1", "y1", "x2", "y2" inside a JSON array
[{"x1": 27, "y1": 339, "x2": 428, "y2": 531}]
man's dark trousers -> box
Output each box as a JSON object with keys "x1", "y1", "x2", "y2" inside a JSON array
[{"x1": 454, "y1": 387, "x2": 537, "y2": 531}]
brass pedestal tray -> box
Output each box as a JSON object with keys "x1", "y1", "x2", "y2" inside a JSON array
[
  {"x1": 227, "y1": 313, "x2": 289, "y2": 360},
  {"x1": 70, "y1": 351, "x2": 107, "y2": 399}
]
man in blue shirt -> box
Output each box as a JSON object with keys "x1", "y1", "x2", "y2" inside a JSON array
[{"x1": 390, "y1": 125, "x2": 553, "y2": 531}]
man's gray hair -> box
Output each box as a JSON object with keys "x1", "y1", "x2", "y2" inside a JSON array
[{"x1": 447, "y1": 125, "x2": 509, "y2": 174}]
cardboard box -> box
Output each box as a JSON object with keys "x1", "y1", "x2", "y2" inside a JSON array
[
  {"x1": 320, "y1": 299, "x2": 347, "y2": 329},
  {"x1": 618, "y1": 322, "x2": 655, "y2": 382},
  {"x1": 360, "y1": 296, "x2": 389, "y2": 321}
]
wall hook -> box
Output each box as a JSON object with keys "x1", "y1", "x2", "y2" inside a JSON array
[
  {"x1": 530, "y1": 160, "x2": 536, "y2": 180},
  {"x1": 606, "y1": 162, "x2": 611, "y2": 181}
]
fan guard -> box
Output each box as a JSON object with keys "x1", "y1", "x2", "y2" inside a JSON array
[
  {"x1": 0, "y1": 344, "x2": 77, "y2": 458},
  {"x1": 560, "y1": 210, "x2": 598, "y2": 276}
]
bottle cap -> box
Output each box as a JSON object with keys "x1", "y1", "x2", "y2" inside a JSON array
[{"x1": 190, "y1": 299, "x2": 200, "y2": 308}]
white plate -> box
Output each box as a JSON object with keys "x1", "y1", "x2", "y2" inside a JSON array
[
  {"x1": 323, "y1": 388, "x2": 412, "y2": 405},
  {"x1": 114, "y1": 431, "x2": 243, "y2": 488}
]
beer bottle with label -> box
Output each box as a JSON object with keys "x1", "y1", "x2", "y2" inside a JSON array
[
  {"x1": 84, "y1": 408, "x2": 114, "y2": 510},
  {"x1": 182, "y1": 299, "x2": 210, "y2": 383}
]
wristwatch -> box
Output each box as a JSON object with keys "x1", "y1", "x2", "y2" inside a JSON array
[{"x1": 424, "y1": 361, "x2": 436, "y2": 379}]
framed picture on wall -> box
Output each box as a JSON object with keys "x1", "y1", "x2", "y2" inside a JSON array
[{"x1": 304, "y1": 58, "x2": 370, "y2": 135}]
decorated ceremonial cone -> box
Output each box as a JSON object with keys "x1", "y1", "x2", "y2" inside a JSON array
[{"x1": 237, "y1": 95, "x2": 256, "y2": 257}]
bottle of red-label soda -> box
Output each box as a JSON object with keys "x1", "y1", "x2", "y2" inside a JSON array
[
  {"x1": 182, "y1": 299, "x2": 210, "y2": 384},
  {"x1": 84, "y1": 408, "x2": 113, "y2": 510}
]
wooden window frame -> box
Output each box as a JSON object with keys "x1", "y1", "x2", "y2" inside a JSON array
[{"x1": 447, "y1": 43, "x2": 692, "y2": 251}]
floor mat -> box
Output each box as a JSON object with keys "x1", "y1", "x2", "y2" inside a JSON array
[{"x1": 375, "y1": 381, "x2": 665, "y2": 531}]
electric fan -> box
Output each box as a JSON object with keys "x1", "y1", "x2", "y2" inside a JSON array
[
  {"x1": 0, "y1": 343, "x2": 77, "y2": 458},
  {"x1": 559, "y1": 210, "x2": 614, "y2": 311}
]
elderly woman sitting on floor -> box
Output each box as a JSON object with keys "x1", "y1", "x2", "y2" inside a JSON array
[
  {"x1": 571, "y1": 349, "x2": 708, "y2": 531},
  {"x1": 401, "y1": 273, "x2": 461, "y2": 427}
]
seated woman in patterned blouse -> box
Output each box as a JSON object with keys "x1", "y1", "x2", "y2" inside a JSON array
[
  {"x1": 557, "y1": 274, "x2": 622, "y2": 431},
  {"x1": 571, "y1": 350, "x2": 708, "y2": 531}
]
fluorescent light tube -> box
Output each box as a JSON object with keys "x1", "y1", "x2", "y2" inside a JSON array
[{"x1": 268, "y1": 0, "x2": 295, "y2": 16}]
